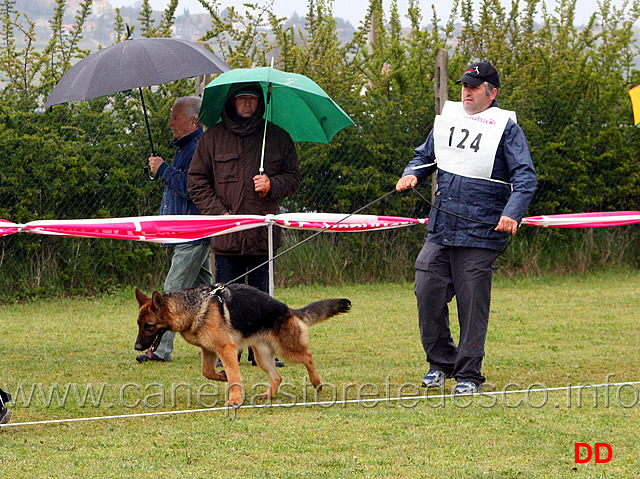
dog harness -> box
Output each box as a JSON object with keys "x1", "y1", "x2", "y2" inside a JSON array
[{"x1": 209, "y1": 284, "x2": 226, "y2": 304}]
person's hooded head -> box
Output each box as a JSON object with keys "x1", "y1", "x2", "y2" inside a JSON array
[{"x1": 222, "y1": 83, "x2": 266, "y2": 136}]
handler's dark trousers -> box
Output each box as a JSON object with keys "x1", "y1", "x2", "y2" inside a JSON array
[
  {"x1": 215, "y1": 254, "x2": 270, "y2": 293},
  {"x1": 415, "y1": 242, "x2": 500, "y2": 386}
]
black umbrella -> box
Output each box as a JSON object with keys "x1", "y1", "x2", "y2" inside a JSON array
[{"x1": 44, "y1": 37, "x2": 231, "y2": 180}]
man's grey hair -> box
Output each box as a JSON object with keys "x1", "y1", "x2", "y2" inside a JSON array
[
  {"x1": 484, "y1": 81, "x2": 498, "y2": 96},
  {"x1": 173, "y1": 96, "x2": 202, "y2": 123}
]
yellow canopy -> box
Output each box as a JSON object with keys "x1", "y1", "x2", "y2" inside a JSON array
[{"x1": 628, "y1": 84, "x2": 640, "y2": 126}]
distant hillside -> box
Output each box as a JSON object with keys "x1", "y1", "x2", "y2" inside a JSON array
[
  {"x1": 10, "y1": 0, "x2": 640, "y2": 68},
  {"x1": 11, "y1": 0, "x2": 358, "y2": 51}
]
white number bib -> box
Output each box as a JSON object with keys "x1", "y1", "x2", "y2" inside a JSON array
[{"x1": 433, "y1": 101, "x2": 516, "y2": 183}]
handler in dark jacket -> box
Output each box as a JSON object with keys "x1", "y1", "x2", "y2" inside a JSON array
[
  {"x1": 188, "y1": 83, "x2": 301, "y2": 365},
  {"x1": 396, "y1": 61, "x2": 537, "y2": 395}
]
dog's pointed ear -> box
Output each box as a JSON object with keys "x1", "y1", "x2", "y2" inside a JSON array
[
  {"x1": 151, "y1": 291, "x2": 166, "y2": 311},
  {"x1": 135, "y1": 287, "x2": 150, "y2": 305}
]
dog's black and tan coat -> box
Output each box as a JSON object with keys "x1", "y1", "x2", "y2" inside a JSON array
[{"x1": 135, "y1": 283, "x2": 351, "y2": 406}]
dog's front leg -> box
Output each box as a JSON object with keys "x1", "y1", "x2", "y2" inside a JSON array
[
  {"x1": 218, "y1": 345, "x2": 244, "y2": 406},
  {"x1": 201, "y1": 349, "x2": 227, "y2": 382}
]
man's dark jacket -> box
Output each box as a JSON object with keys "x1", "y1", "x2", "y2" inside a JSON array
[
  {"x1": 188, "y1": 90, "x2": 300, "y2": 255},
  {"x1": 403, "y1": 100, "x2": 537, "y2": 252}
]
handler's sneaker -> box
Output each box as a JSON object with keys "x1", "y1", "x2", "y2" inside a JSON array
[
  {"x1": 453, "y1": 381, "x2": 481, "y2": 395},
  {"x1": 421, "y1": 369, "x2": 446, "y2": 388}
]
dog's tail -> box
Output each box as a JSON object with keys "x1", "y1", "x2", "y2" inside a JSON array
[{"x1": 294, "y1": 298, "x2": 351, "y2": 326}]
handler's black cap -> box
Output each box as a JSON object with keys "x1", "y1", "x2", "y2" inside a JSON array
[{"x1": 455, "y1": 61, "x2": 500, "y2": 88}]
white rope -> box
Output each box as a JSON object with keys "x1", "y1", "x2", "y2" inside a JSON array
[{"x1": 2, "y1": 380, "x2": 638, "y2": 428}]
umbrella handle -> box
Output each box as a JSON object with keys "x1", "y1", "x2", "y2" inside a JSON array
[
  {"x1": 258, "y1": 83, "x2": 272, "y2": 177},
  {"x1": 144, "y1": 165, "x2": 157, "y2": 181}
]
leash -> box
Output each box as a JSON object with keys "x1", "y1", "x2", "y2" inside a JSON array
[
  {"x1": 410, "y1": 186, "x2": 511, "y2": 259},
  {"x1": 410, "y1": 186, "x2": 497, "y2": 226},
  {"x1": 223, "y1": 188, "x2": 398, "y2": 287},
  {"x1": 222, "y1": 182, "x2": 515, "y2": 287}
]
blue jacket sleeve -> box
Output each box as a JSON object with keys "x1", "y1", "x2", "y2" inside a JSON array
[
  {"x1": 500, "y1": 122, "x2": 537, "y2": 222},
  {"x1": 402, "y1": 130, "x2": 438, "y2": 183},
  {"x1": 161, "y1": 162, "x2": 191, "y2": 200}
]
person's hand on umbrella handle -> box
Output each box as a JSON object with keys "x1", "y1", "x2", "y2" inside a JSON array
[
  {"x1": 496, "y1": 216, "x2": 519, "y2": 236},
  {"x1": 254, "y1": 174, "x2": 271, "y2": 198},
  {"x1": 396, "y1": 174, "x2": 418, "y2": 192},
  {"x1": 148, "y1": 156, "x2": 165, "y2": 175}
]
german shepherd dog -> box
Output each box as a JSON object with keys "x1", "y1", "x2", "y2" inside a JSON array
[{"x1": 135, "y1": 283, "x2": 351, "y2": 406}]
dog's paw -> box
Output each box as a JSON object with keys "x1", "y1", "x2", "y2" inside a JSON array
[{"x1": 225, "y1": 396, "x2": 243, "y2": 407}]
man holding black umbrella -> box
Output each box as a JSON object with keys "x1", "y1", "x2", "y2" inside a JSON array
[
  {"x1": 136, "y1": 96, "x2": 213, "y2": 363},
  {"x1": 188, "y1": 83, "x2": 301, "y2": 366}
]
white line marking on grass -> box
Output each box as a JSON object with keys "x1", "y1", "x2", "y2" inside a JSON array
[{"x1": 2, "y1": 381, "x2": 638, "y2": 428}]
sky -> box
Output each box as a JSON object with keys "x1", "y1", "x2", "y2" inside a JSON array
[{"x1": 109, "y1": 0, "x2": 630, "y2": 27}]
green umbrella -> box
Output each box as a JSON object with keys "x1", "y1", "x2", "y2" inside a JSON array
[
  {"x1": 199, "y1": 66, "x2": 355, "y2": 296},
  {"x1": 198, "y1": 66, "x2": 355, "y2": 144}
]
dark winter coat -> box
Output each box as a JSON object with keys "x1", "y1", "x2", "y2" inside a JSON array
[{"x1": 188, "y1": 90, "x2": 300, "y2": 255}]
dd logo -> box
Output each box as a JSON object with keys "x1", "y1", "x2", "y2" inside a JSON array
[{"x1": 574, "y1": 443, "x2": 612, "y2": 464}]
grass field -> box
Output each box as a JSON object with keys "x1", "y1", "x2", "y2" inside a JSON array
[{"x1": 1, "y1": 271, "x2": 639, "y2": 478}]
